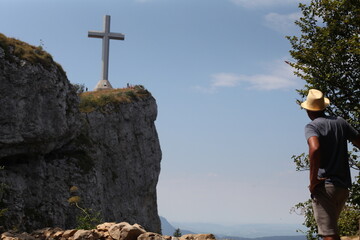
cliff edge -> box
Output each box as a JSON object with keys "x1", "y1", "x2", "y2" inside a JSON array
[{"x1": 0, "y1": 34, "x2": 161, "y2": 233}]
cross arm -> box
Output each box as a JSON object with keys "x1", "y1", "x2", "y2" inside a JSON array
[
  {"x1": 88, "y1": 31, "x2": 105, "y2": 39},
  {"x1": 109, "y1": 32, "x2": 125, "y2": 40}
]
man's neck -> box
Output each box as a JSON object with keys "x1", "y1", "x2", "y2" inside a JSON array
[{"x1": 307, "y1": 110, "x2": 326, "y2": 120}]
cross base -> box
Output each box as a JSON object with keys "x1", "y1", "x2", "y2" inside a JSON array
[{"x1": 94, "y1": 79, "x2": 113, "y2": 91}]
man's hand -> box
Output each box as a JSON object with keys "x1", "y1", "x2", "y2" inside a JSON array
[{"x1": 309, "y1": 177, "x2": 327, "y2": 193}]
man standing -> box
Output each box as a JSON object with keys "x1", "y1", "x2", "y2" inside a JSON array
[{"x1": 301, "y1": 89, "x2": 360, "y2": 240}]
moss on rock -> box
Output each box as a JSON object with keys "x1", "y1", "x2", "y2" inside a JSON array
[
  {"x1": 79, "y1": 85, "x2": 151, "y2": 113},
  {"x1": 0, "y1": 33, "x2": 64, "y2": 73}
]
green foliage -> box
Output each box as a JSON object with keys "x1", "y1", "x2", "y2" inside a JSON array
[
  {"x1": 349, "y1": 176, "x2": 360, "y2": 206},
  {"x1": 124, "y1": 90, "x2": 136, "y2": 99},
  {"x1": 75, "y1": 206, "x2": 102, "y2": 230},
  {"x1": 173, "y1": 228, "x2": 182, "y2": 237},
  {"x1": 78, "y1": 85, "x2": 151, "y2": 113},
  {"x1": 287, "y1": 0, "x2": 360, "y2": 129},
  {"x1": 288, "y1": 0, "x2": 360, "y2": 238},
  {"x1": 73, "y1": 83, "x2": 86, "y2": 94},
  {"x1": 292, "y1": 200, "x2": 360, "y2": 240},
  {"x1": 68, "y1": 186, "x2": 102, "y2": 230},
  {"x1": 292, "y1": 153, "x2": 310, "y2": 171},
  {"x1": 338, "y1": 206, "x2": 360, "y2": 237},
  {"x1": 291, "y1": 200, "x2": 319, "y2": 240}
]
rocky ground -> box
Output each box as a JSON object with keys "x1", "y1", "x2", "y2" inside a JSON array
[{"x1": 0, "y1": 222, "x2": 216, "y2": 240}]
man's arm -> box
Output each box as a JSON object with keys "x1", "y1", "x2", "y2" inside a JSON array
[{"x1": 308, "y1": 136, "x2": 323, "y2": 193}]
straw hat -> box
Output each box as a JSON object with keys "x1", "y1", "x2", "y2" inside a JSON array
[{"x1": 301, "y1": 89, "x2": 330, "y2": 111}]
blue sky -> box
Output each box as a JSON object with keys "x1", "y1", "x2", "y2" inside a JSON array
[{"x1": 1, "y1": 0, "x2": 317, "y2": 230}]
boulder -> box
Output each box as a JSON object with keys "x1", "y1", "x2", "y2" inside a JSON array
[
  {"x1": 62, "y1": 229, "x2": 78, "y2": 239},
  {"x1": 97, "y1": 222, "x2": 117, "y2": 232},
  {"x1": 73, "y1": 230, "x2": 101, "y2": 240},
  {"x1": 108, "y1": 222, "x2": 146, "y2": 240},
  {"x1": 30, "y1": 227, "x2": 63, "y2": 239},
  {"x1": 138, "y1": 232, "x2": 165, "y2": 240},
  {"x1": 1, "y1": 232, "x2": 35, "y2": 240}
]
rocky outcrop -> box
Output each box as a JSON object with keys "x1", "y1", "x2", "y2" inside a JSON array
[
  {"x1": 0, "y1": 222, "x2": 217, "y2": 240},
  {"x1": 0, "y1": 41, "x2": 80, "y2": 159},
  {"x1": 0, "y1": 35, "x2": 161, "y2": 233}
]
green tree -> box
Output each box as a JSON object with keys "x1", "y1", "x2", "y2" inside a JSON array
[
  {"x1": 287, "y1": 0, "x2": 360, "y2": 239},
  {"x1": 173, "y1": 228, "x2": 182, "y2": 237},
  {"x1": 73, "y1": 83, "x2": 86, "y2": 94},
  {"x1": 287, "y1": 0, "x2": 360, "y2": 127}
]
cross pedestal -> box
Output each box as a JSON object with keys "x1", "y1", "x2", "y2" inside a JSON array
[{"x1": 88, "y1": 15, "x2": 125, "y2": 91}]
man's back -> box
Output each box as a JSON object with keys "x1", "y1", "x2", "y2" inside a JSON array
[{"x1": 305, "y1": 116, "x2": 357, "y2": 188}]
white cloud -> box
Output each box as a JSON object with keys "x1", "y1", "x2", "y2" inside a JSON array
[
  {"x1": 264, "y1": 12, "x2": 301, "y2": 35},
  {"x1": 242, "y1": 74, "x2": 295, "y2": 90},
  {"x1": 196, "y1": 59, "x2": 299, "y2": 93},
  {"x1": 230, "y1": 0, "x2": 301, "y2": 8},
  {"x1": 211, "y1": 73, "x2": 240, "y2": 87}
]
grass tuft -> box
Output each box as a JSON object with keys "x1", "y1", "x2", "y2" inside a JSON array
[
  {"x1": 0, "y1": 33, "x2": 64, "y2": 73},
  {"x1": 79, "y1": 85, "x2": 151, "y2": 113}
]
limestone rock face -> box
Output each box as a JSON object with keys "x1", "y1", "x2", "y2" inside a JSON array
[
  {"x1": 0, "y1": 45, "x2": 80, "y2": 159},
  {"x1": 0, "y1": 38, "x2": 161, "y2": 233},
  {"x1": 83, "y1": 97, "x2": 161, "y2": 231}
]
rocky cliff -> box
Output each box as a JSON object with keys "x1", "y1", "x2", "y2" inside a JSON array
[{"x1": 0, "y1": 34, "x2": 162, "y2": 233}]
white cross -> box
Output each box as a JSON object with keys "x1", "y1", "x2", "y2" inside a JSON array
[{"x1": 88, "y1": 15, "x2": 125, "y2": 90}]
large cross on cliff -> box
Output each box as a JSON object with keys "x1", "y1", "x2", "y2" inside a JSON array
[{"x1": 88, "y1": 15, "x2": 125, "y2": 91}]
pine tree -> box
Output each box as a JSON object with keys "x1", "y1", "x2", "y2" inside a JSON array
[{"x1": 173, "y1": 228, "x2": 182, "y2": 237}]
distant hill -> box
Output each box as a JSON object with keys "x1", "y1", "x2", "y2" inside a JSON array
[
  {"x1": 160, "y1": 216, "x2": 176, "y2": 235},
  {"x1": 218, "y1": 236, "x2": 306, "y2": 240},
  {"x1": 160, "y1": 216, "x2": 195, "y2": 236},
  {"x1": 256, "y1": 236, "x2": 306, "y2": 240},
  {"x1": 171, "y1": 221, "x2": 306, "y2": 238},
  {"x1": 160, "y1": 216, "x2": 306, "y2": 240}
]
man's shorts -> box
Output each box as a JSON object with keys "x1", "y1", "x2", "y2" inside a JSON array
[{"x1": 311, "y1": 183, "x2": 349, "y2": 236}]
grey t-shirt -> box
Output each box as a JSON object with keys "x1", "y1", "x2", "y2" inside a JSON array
[{"x1": 305, "y1": 116, "x2": 359, "y2": 188}]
